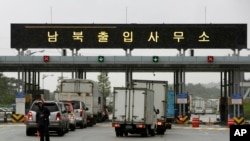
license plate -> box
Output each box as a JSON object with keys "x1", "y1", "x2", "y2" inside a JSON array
[{"x1": 126, "y1": 125, "x2": 132, "y2": 129}]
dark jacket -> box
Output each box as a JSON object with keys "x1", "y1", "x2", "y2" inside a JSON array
[{"x1": 36, "y1": 106, "x2": 50, "y2": 126}]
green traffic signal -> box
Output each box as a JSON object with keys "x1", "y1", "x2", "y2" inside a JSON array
[
  {"x1": 98, "y1": 56, "x2": 104, "y2": 62},
  {"x1": 152, "y1": 56, "x2": 159, "y2": 63}
]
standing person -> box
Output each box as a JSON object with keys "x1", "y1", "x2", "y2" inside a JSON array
[{"x1": 36, "y1": 101, "x2": 50, "y2": 141}]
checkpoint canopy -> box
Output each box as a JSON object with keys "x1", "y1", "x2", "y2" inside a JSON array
[{"x1": 11, "y1": 23, "x2": 247, "y2": 50}]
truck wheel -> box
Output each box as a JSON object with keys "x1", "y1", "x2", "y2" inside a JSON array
[
  {"x1": 124, "y1": 132, "x2": 128, "y2": 136},
  {"x1": 79, "y1": 123, "x2": 84, "y2": 129},
  {"x1": 150, "y1": 128, "x2": 156, "y2": 136},
  {"x1": 157, "y1": 130, "x2": 164, "y2": 135},
  {"x1": 70, "y1": 125, "x2": 76, "y2": 131},
  {"x1": 57, "y1": 129, "x2": 65, "y2": 136},
  {"x1": 119, "y1": 131, "x2": 123, "y2": 137},
  {"x1": 84, "y1": 123, "x2": 87, "y2": 128},
  {"x1": 26, "y1": 129, "x2": 32, "y2": 136},
  {"x1": 142, "y1": 128, "x2": 149, "y2": 137},
  {"x1": 115, "y1": 131, "x2": 119, "y2": 137}
]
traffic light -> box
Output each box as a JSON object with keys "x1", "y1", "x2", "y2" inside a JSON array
[
  {"x1": 98, "y1": 56, "x2": 104, "y2": 62},
  {"x1": 152, "y1": 56, "x2": 159, "y2": 63},
  {"x1": 207, "y1": 56, "x2": 214, "y2": 63},
  {"x1": 43, "y1": 55, "x2": 50, "y2": 62}
]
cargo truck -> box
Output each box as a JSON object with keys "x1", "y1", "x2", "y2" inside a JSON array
[
  {"x1": 166, "y1": 90, "x2": 175, "y2": 129},
  {"x1": 56, "y1": 79, "x2": 107, "y2": 126},
  {"x1": 132, "y1": 80, "x2": 168, "y2": 134},
  {"x1": 193, "y1": 97, "x2": 206, "y2": 115},
  {"x1": 112, "y1": 87, "x2": 158, "y2": 137}
]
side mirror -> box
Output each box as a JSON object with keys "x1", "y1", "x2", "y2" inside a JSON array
[
  {"x1": 85, "y1": 107, "x2": 89, "y2": 111},
  {"x1": 156, "y1": 109, "x2": 160, "y2": 114},
  {"x1": 62, "y1": 110, "x2": 67, "y2": 113}
]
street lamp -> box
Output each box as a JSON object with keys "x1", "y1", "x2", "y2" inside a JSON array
[
  {"x1": 42, "y1": 74, "x2": 54, "y2": 89},
  {"x1": 25, "y1": 50, "x2": 45, "y2": 56}
]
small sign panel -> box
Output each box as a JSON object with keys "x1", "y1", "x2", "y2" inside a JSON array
[
  {"x1": 231, "y1": 94, "x2": 243, "y2": 104},
  {"x1": 177, "y1": 93, "x2": 188, "y2": 104},
  {"x1": 16, "y1": 92, "x2": 25, "y2": 98}
]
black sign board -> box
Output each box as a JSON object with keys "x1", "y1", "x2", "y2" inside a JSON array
[
  {"x1": 11, "y1": 23, "x2": 247, "y2": 49},
  {"x1": 230, "y1": 125, "x2": 250, "y2": 141}
]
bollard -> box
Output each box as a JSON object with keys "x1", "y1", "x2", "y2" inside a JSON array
[
  {"x1": 206, "y1": 117, "x2": 212, "y2": 125},
  {"x1": 179, "y1": 115, "x2": 183, "y2": 124},
  {"x1": 23, "y1": 114, "x2": 28, "y2": 124},
  {"x1": 192, "y1": 117, "x2": 200, "y2": 127},
  {"x1": 4, "y1": 112, "x2": 7, "y2": 123},
  {"x1": 227, "y1": 118, "x2": 234, "y2": 128}
]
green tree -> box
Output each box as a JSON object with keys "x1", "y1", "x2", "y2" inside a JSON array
[
  {"x1": 185, "y1": 83, "x2": 220, "y2": 100},
  {"x1": 243, "y1": 99, "x2": 250, "y2": 120},
  {"x1": 0, "y1": 73, "x2": 17, "y2": 105},
  {"x1": 97, "y1": 72, "x2": 111, "y2": 98}
]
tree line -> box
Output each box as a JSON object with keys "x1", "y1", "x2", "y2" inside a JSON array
[{"x1": 0, "y1": 73, "x2": 20, "y2": 106}]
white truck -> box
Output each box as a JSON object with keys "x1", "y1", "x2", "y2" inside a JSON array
[
  {"x1": 56, "y1": 79, "x2": 106, "y2": 126},
  {"x1": 132, "y1": 80, "x2": 168, "y2": 134},
  {"x1": 112, "y1": 87, "x2": 158, "y2": 137},
  {"x1": 193, "y1": 98, "x2": 206, "y2": 115}
]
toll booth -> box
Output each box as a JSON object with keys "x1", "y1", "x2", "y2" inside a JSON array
[
  {"x1": 229, "y1": 94, "x2": 244, "y2": 125},
  {"x1": 175, "y1": 93, "x2": 190, "y2": 124}
]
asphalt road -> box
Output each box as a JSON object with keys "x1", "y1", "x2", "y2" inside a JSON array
[{"x1": 0, "y1": 122, "x2": 230, "y2": 141}]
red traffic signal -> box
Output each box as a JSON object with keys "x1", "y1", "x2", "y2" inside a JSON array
[
  {"x1": 207, "y1": 56, "x2": 214, "y2": 63},
  {"x1": 43, "y1": 56, "x2": 50, "y2": 62}
]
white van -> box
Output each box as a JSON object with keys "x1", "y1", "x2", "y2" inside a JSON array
[{"x1": 60, "y1": 100, "x2": 88, "y2": 128}]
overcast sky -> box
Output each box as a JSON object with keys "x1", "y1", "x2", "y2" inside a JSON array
[{"x1": 0, "y1": 0, "x2": 249, "y2": 92}]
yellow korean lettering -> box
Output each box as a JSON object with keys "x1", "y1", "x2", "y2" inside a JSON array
[
  {"x1": 98, "y1": 31, "x2": 109, "y2": 43},
  {"x1": 173, "y1": 31, "x2": 184, "y2": 43},
  {"x1": 72, "y1": 31, "x2": 84, "y2": 42},
  {"x1": 47, "y1": 31, "x2": 58, "y2": 42},
  {"x1": 198, "y1": 31, "x2": 210, "y2": 42},
  {"x1": 148, "y1": 31, "x2": 159, "y2": 42},
  {"x1": 123, "y1": 31, "x2": 133, "y2": 42}
]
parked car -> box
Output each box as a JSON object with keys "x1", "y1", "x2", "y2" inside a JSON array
[
  {"x1": 26, "y1": 100, "x2": 69, "y2": 136},
  {"x1": 63, "y1": 102, "x2": 77, "y2": 131},
  {"x1": 60, "y1": 100, "x2": 88, "y2": 128},
  {"x1": 0, "y1": 108, "x2": 11, "y2": 118},
  {"x1": 0, "y1": 109, "x2": 6, "y2": 122}
]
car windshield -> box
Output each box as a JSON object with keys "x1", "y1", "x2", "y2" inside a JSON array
[
  {"x1": 31, "y1": 102, "x2": 59, "y2": 112},
  {"x1": 71, "y1": 101, "x2": 80, "y2": 109},
  {"x1": 64, "y1": 103, "x2": 73, "y2": 112}
]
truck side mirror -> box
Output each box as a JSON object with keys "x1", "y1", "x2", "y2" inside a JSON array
[
  {"x1": 156, "y1": 109, "x2": 160, "y2": 114},
  {"x1": 62, "y1": 110, "x2": 67, "y2": 113}
]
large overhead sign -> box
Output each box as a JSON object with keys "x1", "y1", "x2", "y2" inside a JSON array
[{"x1": 11, "y1": 23, "x2": 247, "y2": 49}]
